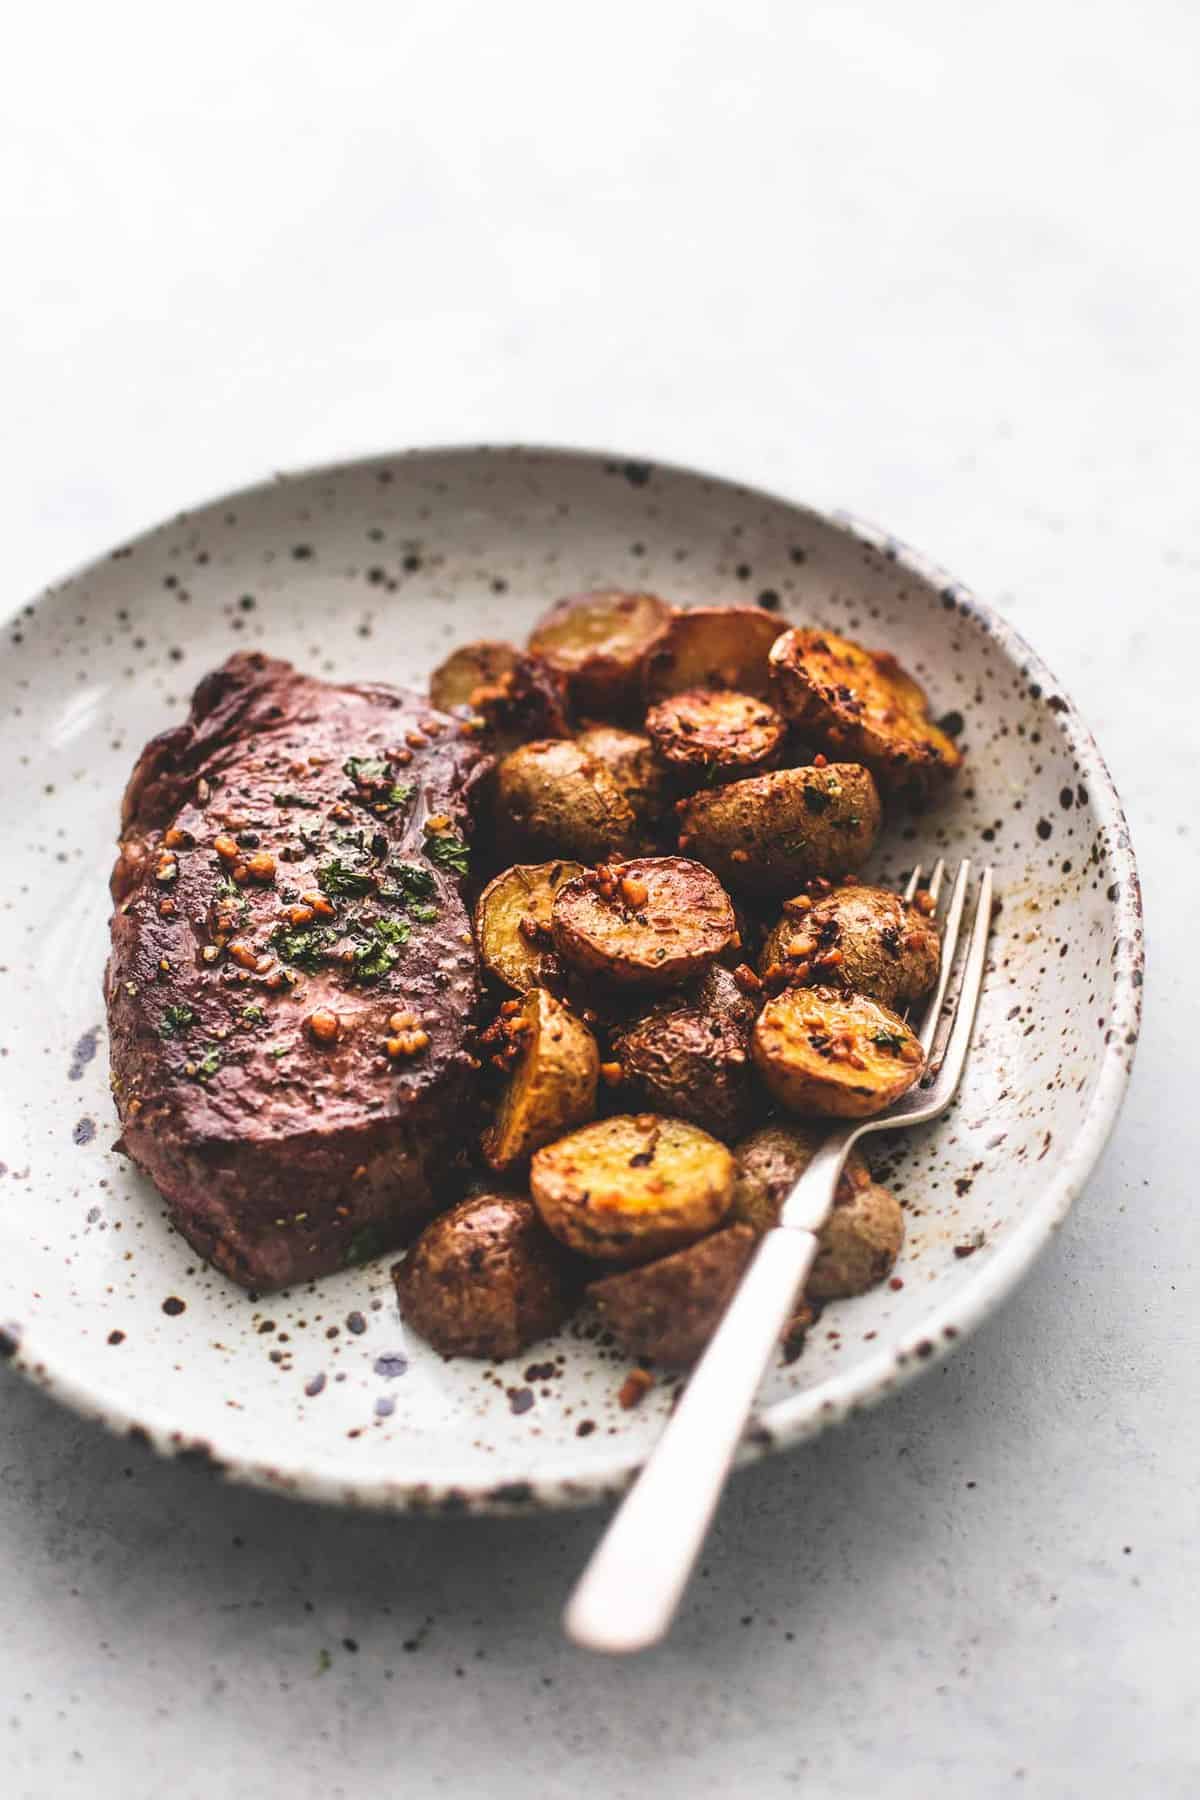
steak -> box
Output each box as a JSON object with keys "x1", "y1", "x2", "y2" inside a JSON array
[{"x1": 106, "y1": 651, "x2": 489, "y2": 1291}]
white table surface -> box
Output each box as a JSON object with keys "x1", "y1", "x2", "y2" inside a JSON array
[{"x1": 3, "y1": 4, "x2": 1196, "y2": 1795}]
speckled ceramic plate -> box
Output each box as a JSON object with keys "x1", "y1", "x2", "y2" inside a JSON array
[{"x1": 0, "y1": 446, "x2": 1143, "y2": 1512}]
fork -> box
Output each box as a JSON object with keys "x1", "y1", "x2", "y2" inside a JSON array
[{"x1": 565, "y1": 856, "x2": 994, "y2": 1654}]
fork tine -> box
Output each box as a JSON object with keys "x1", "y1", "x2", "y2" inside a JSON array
[
  {"x1": 923, "y1": 866, "x2": 994, "y2": 1091},
  {"x1": 902, "y1": 864, "x2": 923, "y2": 903},
  {"x1": 925, "y1": 858, "x2": 946, "y2": 906},
  {"x1": 916, "y1": 858, "x2": 971, "y2": 1055}
]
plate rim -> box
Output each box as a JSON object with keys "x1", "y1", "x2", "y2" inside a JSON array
[{"x1": 0, "y1": 442, "x2": 1144, "y2": 1514}]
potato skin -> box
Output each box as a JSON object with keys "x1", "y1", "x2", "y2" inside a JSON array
[
  {"x1": 587, "y1": 1224, "x2": 757, "y2": 1366},
  {"x1": 752, "y1": 985, "x2": 924, "y2": 1118},
  {"x1": 495, "y1": 738, "x2": 639, "y2": 861},
  {"x1": 475, "y1": 860, "x2": 584, "y2": 993},
  {"x1": 645, "y1": 688, "x2": 786, "y2": 780},
  {"x1": 575, "y1": 725, "x2": 670, "y2": 835},
  {"x1": 677, "y1": 764, "x2": 881, "y2": 896},
  {"x1": 610, "y1": 964, "x2": 757, "y2": 1141},
  {"x1": 429, "y1": 640, "x2": 520, "y2": 713},
  {"x1": 759, "y1": 882, "x2": 940, "y2": 1008},
  {"x1": 393, "y1": 1194, "x2": 574, "y2": 1359},
  {"x1": 642, "y1": 606, "x2": 783, "y2": 701},
  {"x1": 769, "y1": 627, "x2": 962, "y2": 802},
  {"x1": 529, "y1": 590, "x2": 672, "y2": 714},
  {"x1": 530, "y1": 1113, "x2": 735, "y2": 1264},
  {"x1": 483, "y1": 987, "x2": 599, "y2": 1171},
  {"x1": 730, "y1": 1122, "x2": 903, "y2": 1297},
  {"x1": 551, "y1": 856, "x2": 736, "y2": 990}
]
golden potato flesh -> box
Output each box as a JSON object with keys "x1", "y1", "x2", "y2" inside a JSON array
[
  {"x1": 429, "y1": 639, "x2": 520, "y2": 713},
  {"x1": 530, "y1": 1113, "x2": 735, "y2": 1264},
  {"x1": 529, "y1": 590, "x2": 672, "y2": 713},
  {"x1": 645, "y1": 687, "x2": 786, "y2": 779},
  {"x1": 550, "y1": 856, "x2": 736, "y2": 990},
  {"x1": 759, "y1": 881, "x2": 940, "y2": 1009},
  {"x1": 751, "y1": 985, "x2": 924, "y2": 1118},
  {"x1": 586, "y1": 1224, "x2": 758, "y2": 1366},
  {"x1": 393, "y1": 1194, "x2": 573, "y2": 1360},
  {"x1": 677, "y1": 764, "x2": 881, "y2": 897},
  {"x1": 769, "y1": 626, "x2": 962, "y2": 801},
  {"x1": 575, "y1": 725, "x2": 670, "y2": 833},
  {"x1": 483, "y1": 987, "x2": 599, "y2": 1172},
  {"x1": 475, "y1": 860, "x2": 584, "y2": 992},
  {"x1": 641, "y1": 606, "x2": 783, "y2": 701},
  {"x1": 495, "y1": 738, "x2": 639, "y2": 861}
]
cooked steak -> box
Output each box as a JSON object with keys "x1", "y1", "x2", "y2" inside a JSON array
[{"x1": 106, "y1": 651, "x2": 489, "y2": 1292}]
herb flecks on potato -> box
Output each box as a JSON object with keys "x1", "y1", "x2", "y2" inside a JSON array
[
  {"x1": 475, "y1": 860, "x2": 584, "y2": 993},
  {"x1": 610, "y1": 964, "x2": 756, "y2": 1141},
  {"x1": 482, "y1": 987, "x2": 599, "y2": 1171},
  {"x1": 495, "y1": 739, "x2": 639, "y2": 861},
  {"x1": 530, "y1": 1113, "x2": 735, "y2": 1263},
  {"x1": 677, "y1": 763, "x2": 881, "y2": 896},
  {"x1": 769, "y1": 626, "x2": 962, "y2": 802},
  {"x1": 645, "y1": 687, "x2": 785, "y2": 780},
  {"x1": 394, "y1": 1194, "x2": 574, "y2": 1359},
  {"x1": 529, "y1": 590, "x2": 672, "y2": 714},
  {"x1": 759, "y1": 881, "x2": 940, "y2": 1008},
  {"x1": 575, "y1": 725, "x2": 670, "y2": 835},
  {"x1": 551, "y1": 856, "x2": 737, "y2": 990},
  {"x1": 752, "y1": 985, "x2": 924, "y2": 1118}
]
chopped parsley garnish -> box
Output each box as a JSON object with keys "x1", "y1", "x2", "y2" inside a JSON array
[
  {"x1": 241, "y1": 1003, "x2": 267, "y2": 1026},
  {"x1": 350, "y1": 916, "x2": 410, "y2": 982},
  {"x1": 343, "y1": 756, "x2": 389, "y2": 785},
  {"x1": 270, "y1": 921, "x2": 339, "y2": 968},
  {"x1": 343, "y1": 756, "x2": 412, "y2": 815},
  {"x1": 317, "y1": 857, "x2": 376, "y2": 899},
  {"x1": 379, "y1": 860, "x2": 440, "y2": 920},
  {"x1": 424, "y1": 828, "x2": 470, "y2": 876},
  {"x1": 406, "y1": 902, "x2": 439, "y2": 924},
  {"x1": 871, "y1": 1029, "x2": 906, "y2": 1052},
  {"x1": 159, "y1": 1004, "x2": 195, "y2": 1038},
  {"x1": 193, "y1": 1045, "x2": 223, "y2": 1082},
  {"x1": 343, "y1": 1221, "x2": 389, "y2": 1267},
  {"x1": 273, "y1": 790, "x2": 319, "y2": 808},
  {"x1": 802, "y1": 785, "x2": 831, "y2": 814},
  {"x1": 269, "y1": 1043, "x2": 289, "y2": 1059}
]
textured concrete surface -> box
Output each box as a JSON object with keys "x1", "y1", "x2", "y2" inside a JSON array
[{"x1": 3, "y1": 3, "x2": 1196, "y2": 1795}]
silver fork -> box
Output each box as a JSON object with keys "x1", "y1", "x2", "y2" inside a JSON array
[{"x1": 565, "y1": 857, "x2": 994, "y2": 1654}]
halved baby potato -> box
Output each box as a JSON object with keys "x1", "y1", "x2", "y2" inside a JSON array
[
  {"x1": 759, "y1": 881, "x2": 940, "y2": 1009},
  {"x1": 393, "y1": 1193, "x2": 574, "y2": 1360},
  {"x1": 495, "y1": 738, "x2": 640, "y2": 861},
  {"x1": 429, "y1": 639, "x2": 520, "y2": 713},
  {"x1": 575, "y1": 725, "x2": 670, "y2": 835},
  {"x1": 645, "y1": 687, "x2": 786, "y2": 779},
  {"x1": 677, "y1": 763, "x2": 881, "y2": 896},
  {"x1": 529, "y1": 590, "x2": 672, "y2": 714},
  {"x1": 769, "y1": 627, "x2": 962, "y2": 801},
  {"x1": 586, "y1": 1224, "x2": 757, "y2": 1366},
  {"x1": 550, "y1": 855, "x2": 737, "y2": 990},
  {"x1": 475, "y1": 860, "x2": 585, "y2": 992},
  {"x1": 530, "y1": 1113, "x2": 735, "y2": 1263},
  {"x1": 730, "y1": 1121, "x2": 903, "y2": 1298},
  {"x1": 752, "y1": 985, "x2": 924, "y2": 1118},
  {"x1": 483, "y1": 987, "x2": 600, "y2": 1171},
  {"x1": 610, "y1": 963, "x2": 757, "y2": 1142},
  {"x1": 642, "y1": 606, "x2": 783, "y2": 701}
]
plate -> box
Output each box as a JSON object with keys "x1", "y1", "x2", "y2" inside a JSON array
[{"x1": 0, "y1": 446, "x2": 1143, "y2": 1512}]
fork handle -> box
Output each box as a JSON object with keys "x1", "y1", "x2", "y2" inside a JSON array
[{"x1": 563, "y1": 1226, "x2": 818, "y2": 1654}]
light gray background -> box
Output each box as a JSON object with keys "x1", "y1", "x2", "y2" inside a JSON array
[{"x1": 4, "y1": 3, "x2": 1196, "y2": 1795}]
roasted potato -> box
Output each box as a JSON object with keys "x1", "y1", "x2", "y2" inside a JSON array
[
  {"x1": 472, "y1": 654, "x2": 573, "y2": 753},
  {"x1": 610, "y1": 964, "x2": 757, "y2": 1141},
  {"x1": 393, "y1": 1193, "x2": 574, "y2": 1359},
  {"x1": 530, "y1": 1113, "x2": 735, "y2": 1263},
  {"x1": 429, "y1": 639, "x2": 520, "y2": 713},
  {"x1": 575, "y1": 725, "x2": 670, "y2": 835},
  {"x1": 587, "y1": 1224, "x2": 757, "y2": 1366},
  {"x1": 769, "y1": 627, "x2": 962, "y2": 802},
  {"x1": 752, "y1": 985, "x2": 924, "y2": 1118},
  {"x1": 730, "y1": 1122, "x2": 903, "y2": 1298},
  {"x1": 528, "y1": 589, "x2": 672, "y2": 714},
  {"x1": 551, "y1": 856, "x2": 736, "y2": 990},
  {"x1": 483, "y1": 987, "x2": 599, "y2": 1171},
  {"x1": 495, "y1": 738, "x2": 639, "y2": 861},
  {"x1": 645, "y1": 687, "x2": 786, "y2": 780},
  {"x1": 759, "y1": 881, "x2": 940, "y2": 1008},
  {"x1": 677, "y1": 764, "x2": 881, "y2": 896},
  {"x1": 475, "y1": 860, "x2": 585, "y2": 992},
  {"x1": 642, "y1": 605, "x2": 782, "y2": 701}
]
